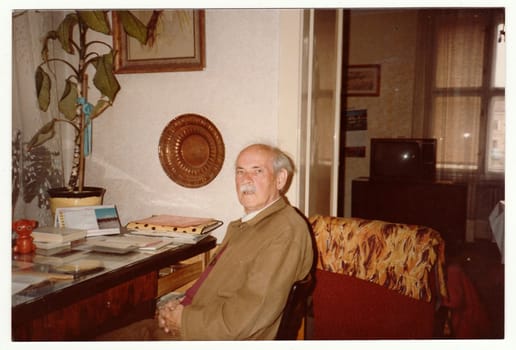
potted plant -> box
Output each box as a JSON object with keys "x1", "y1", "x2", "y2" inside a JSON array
[{"x1": 27, "y1": 10, "x2": 162, "y2": 212}]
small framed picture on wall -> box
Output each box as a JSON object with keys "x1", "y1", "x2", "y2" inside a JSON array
[{"x1": 345, "y1": 64, "x2": 381, "y2": 96}]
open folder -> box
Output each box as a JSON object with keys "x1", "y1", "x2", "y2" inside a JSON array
[{"x1": 54, "y1": 205, "x2": 121, "y2": 236}]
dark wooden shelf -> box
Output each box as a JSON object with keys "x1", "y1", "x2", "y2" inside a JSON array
[{"x1": 351, "y1": 177, "x2": 467, "y2": 246}]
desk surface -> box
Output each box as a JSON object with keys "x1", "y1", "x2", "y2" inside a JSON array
[{"x1": 12, "y1": 235, "x2": 217, "y2": 329}]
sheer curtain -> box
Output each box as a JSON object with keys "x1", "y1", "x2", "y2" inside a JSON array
[
  {"x1": 412, "y1": 9, "x2": 505, "y2": 242},
  {"x1": 12, "y1": 11, "x2": 64, "y2": 226}
]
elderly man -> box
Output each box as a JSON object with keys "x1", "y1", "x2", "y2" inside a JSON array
[{"x1": 99, "y1": 143, "x2": 313, "y2": 340}]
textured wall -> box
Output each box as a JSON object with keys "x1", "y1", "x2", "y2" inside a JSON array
[{"x1": 86, "y1": 10, "x2": 281, "y2": 240}]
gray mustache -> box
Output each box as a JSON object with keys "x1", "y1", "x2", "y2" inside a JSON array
[{"x1": 240, "y1": 184, "x2": 256, "y2": 193}]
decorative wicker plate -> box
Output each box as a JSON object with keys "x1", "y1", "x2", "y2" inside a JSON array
[{"x1": 158, "y1": 114, "x2": 225, "y2": 188}]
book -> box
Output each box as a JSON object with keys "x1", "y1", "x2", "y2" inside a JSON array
[
  {"x1": 51, "y1": 259, "x2": 105, "y2": 278},
  {"x1": 128, "y1": 229, "x2": 211, "y2": 244},
  {"x1": 34, "y1": 236, "x2": 87, "y2": 255},
  {"x1": 138, "y1": 243, "x2": 184, "y2": 255},
  {"x1": 92, "y1": 234, "x2": 164, "y2": 248},
  {"x1": 54, "y1": 205, "x2": 121, "y2": 236},
  {"x1": 137, "y1": 237, "x2": 178, "y2": 251},
  {"x1": 90, "y1": 240, "x2": 138, "y2": 254},
  {"x1": 90, "y1": 233, "x2": 185, "y2": 250},
  {"x1": 35, "y1": 244, "x2": 73, "y2": 257},
  {"x1": 31, "y1": 226, "x2": 87, "y2": 243},
  {"x1": 126, "y1": 215, "x2": 222, "y2": 235},
  {"x1": 32, "y1": 249, "x2": 89, "y2": 266},
  {"x1": 34, "y1": 240, "x2": 71, "y2": 249}
]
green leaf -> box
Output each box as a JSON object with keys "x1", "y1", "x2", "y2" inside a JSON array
[
  {"x1": 91, "y1": 99, "x2": 111, "y2": 119},
  {"x1": 41, "y1": 30, "x2": 58, "y2": 62},
  {"x1": 117, "y1": 10, "x2": 148, "y2": 44},
  {"x1": 92, "y1": 51, "x2": 120, "y2": 102},
  {"x1": 78, "y1": 10, "x2": 111, "y2": 35},
  {"x1": 27, "y1": 120, "x2": 56, "y2": 149},
  {"x1": 56, "y1": 13, "x2": 79, "y2": 54},
  {"x1": 58, "y1": 80, "x2": 79, "y2": 120},
  {"x1": 35, "y1": 67, "x2": 51, "y2": 112}
]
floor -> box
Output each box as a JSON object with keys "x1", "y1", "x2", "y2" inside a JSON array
[{"x1": 450, "y1": 239, "x2": 505, "y2": 338}]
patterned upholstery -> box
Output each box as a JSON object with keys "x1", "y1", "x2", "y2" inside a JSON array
[{"x1": 309, "y1": 215, "x2": 447, "y2": 302}]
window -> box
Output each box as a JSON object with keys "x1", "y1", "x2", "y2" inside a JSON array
[{"x1": 426, "y1": 9, "x2": 505, "y2": 176}]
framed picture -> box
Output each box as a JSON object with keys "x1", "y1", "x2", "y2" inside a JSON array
[
  {"x1": 344, "y1": 64, "x2": 381, "y2": 96},
  {"x1": 112, "y1": 10, "x2": 205, "y2": 73}
]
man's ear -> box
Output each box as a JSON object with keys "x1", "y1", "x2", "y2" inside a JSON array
[{"x1": 276, "y1": 169, "x2": 288, "y2": 191}]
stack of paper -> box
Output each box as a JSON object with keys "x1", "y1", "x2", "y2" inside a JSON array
[
  {"x1": 132, "y1": 231, "x2": 209, "y2": 244},
  {"x1": 88, "y1": 234, "x2": 179, "y2": 253},
  {"x1": 34, "y1": 241, "x2": 72, "y2": 256},
  {"x1": 32, "y1": 226, "x2": 87, "y2": 243},
  {"x1": 31, "y1": 226, "x2": 87, "y2": 256}
]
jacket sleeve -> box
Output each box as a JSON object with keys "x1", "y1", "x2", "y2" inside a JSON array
[{"x1": 181, "y1": 228, "x2": 310, "y2": 340}]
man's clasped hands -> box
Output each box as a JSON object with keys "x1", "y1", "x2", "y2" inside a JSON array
[{"x1": 156, "y1": 297, "x2": 184, "y2": 336}]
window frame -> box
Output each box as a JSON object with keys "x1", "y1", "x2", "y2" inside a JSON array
[{"x1": 423, "y1": 8, "x2": 505, "y2": 180}]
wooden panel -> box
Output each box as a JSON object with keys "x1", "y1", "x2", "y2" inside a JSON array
[
  {"x1": 157, "y1": 261, "x2": 203, "y2": 297},
  {"x1": 13, "y1": 272, "x2": 157, "y2": 341}
]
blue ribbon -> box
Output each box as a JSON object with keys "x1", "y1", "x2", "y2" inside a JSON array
[{"x1": 77, "y1": 97, "x2": 94, "y2": 157}]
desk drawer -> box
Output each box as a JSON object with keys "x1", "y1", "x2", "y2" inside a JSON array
[
  {"x1": 157, "y1": 261, "x2": 203, "y2": 297},
  {"x1": 156, "y1": 248, "x2": 216, "y2": 297},
  {"x1": 13, "y1": 272, "x2": 157, "y2": 341}
]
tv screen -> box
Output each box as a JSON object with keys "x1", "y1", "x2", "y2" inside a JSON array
[{"x1": 370, "y1": 138, "x2": 436, "y2": 181}]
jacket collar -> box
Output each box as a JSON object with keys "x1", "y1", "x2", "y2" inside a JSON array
[{"x1": 239, "y1": 197, "x2": 288, "y2": 227}]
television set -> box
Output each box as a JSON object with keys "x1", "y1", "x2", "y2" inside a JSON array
[{"x1": 369, "y1": 138, "x2": 437, "y2": 181}]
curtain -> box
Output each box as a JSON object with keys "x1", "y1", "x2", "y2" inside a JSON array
[
  {"x1": 431, "y1": 11, "x2": 487, "y2": 175},
  {"x1": 12, "y1": 11, "x2": 64, "y2": 226},
  {"x1": 412, "y1": 9, "x2": 505, "y2": 242}
]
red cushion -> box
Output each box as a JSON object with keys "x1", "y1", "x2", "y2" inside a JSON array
[{"x1": 313, "y1": 269, "x2": 435, "y2": 339}]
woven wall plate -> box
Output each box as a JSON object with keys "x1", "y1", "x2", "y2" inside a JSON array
[{"x1": 158, "y1": 114, "x2": 225, "y2": 188}]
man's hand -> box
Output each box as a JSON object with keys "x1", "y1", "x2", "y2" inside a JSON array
[{"x1": 157, "y1": 299, "x2": 184, "y2": 336}]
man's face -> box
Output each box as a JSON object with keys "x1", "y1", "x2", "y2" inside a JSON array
[{"x1": 235, "y1": 147, "x2": 283, "y2": 214}]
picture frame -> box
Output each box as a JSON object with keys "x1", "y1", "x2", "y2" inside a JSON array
[
  {"x1": 112, "y1": 10, "x2": 205, "y2": 73},
  {"x1": 344, "y1": 64, "x2": 381, "y2": 96}
]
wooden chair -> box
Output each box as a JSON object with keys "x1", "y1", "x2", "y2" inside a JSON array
[{"x1": 275, "y1": 272, "x2": 314, "y2": 340}]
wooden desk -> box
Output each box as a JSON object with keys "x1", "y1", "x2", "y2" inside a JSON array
[{"x1": 12, "y1": 235, "x2": 217, "y2": 341}]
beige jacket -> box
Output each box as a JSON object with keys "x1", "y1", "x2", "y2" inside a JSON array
[{"x1": 181, "y1": 197, "x2": 314, "y2": 340}]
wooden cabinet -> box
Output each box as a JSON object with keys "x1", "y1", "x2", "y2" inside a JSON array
[
  {"x1": 351, "y1": 177, "x2": 467, "y2": 246},
  {"x1": 12, "y1": 273, "x2": 157, "y2": 340}
]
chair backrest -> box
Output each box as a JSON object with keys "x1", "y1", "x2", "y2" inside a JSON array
[
  {"x1": 309, "y1": 214, "x2": 447, "y2": 303},
  {"x1": 275, "y1": 272, "x2": 314, "y2": 340}
]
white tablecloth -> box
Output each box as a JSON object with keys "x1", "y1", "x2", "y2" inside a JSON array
[{"x1": 489, "y1": 200, "x2": 504, "y2": 264}]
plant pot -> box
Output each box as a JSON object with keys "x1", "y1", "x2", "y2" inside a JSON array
[{"x1": 48, "y1": 186, "x2": 106, "y2": 216}]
